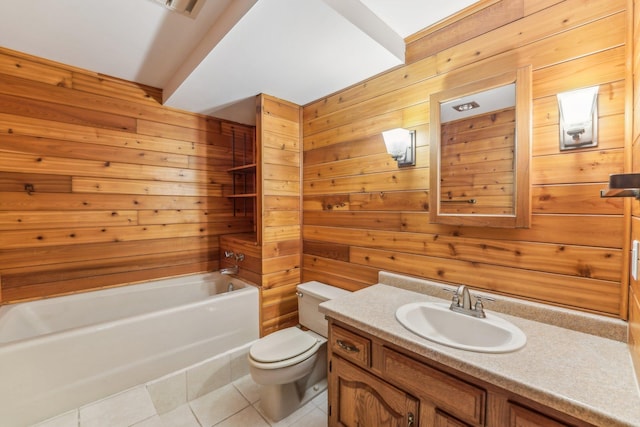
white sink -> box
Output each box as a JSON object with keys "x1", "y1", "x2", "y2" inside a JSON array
[{"x1": 395, "y1": 301, "x2": 526, "y2": 353}]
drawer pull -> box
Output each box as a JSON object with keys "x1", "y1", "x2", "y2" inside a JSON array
[
  {"x1": 336, "y1": 339, "x2": 359, "y2": 353},
  {"x1": 408, "y1": 412, "x2": 415, "y2": 427}
]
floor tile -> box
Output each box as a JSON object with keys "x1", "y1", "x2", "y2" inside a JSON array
[
  {"x1": 190, "y1": 383, "x2": 249, "y2": 427},
  {"x1": 157, "y1": 404, "x2": 201, "y2": 427},
  {"x1": 311, "y1": 390, "x2": 328, "y2": 413},
  {"x1": 233, "y1": 375, "x2": 261, "y2": 404},
  {"x1": 33, "y1": 410, "x2": 78, "y2": 427},
  {"x1": 289, "y1": 407, "x2": 327, "y2": 427},
  {"x1": 254, "y1": 399, "x2": 316, "y2": 427},
  {"x1": 213, "y1": 406, "x2": 269, "y2": 427},
  {"x1": 130, "y1": 415, "x2": 164, "y2": 427},
  {"x1": 79, "y1": 386, "x2": 156, "y2": 427}
]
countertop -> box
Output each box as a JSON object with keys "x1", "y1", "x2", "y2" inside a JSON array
[{"x1": 319, "y1": 273, "x2": 640, "y2": 427}]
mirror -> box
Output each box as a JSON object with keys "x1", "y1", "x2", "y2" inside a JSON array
[{"x1": 429, "y1": 66, "x2": 531, "y2": 228}]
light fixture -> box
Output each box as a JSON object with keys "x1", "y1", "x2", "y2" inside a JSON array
[
  {"x1": 452, "y1": 101, "x2": 480, "y2": 112},
  {"x1": 150, "y1": 0, "x2": 202, "y2": 18},
  {"x1": 382, "y1": 128, "x2": 416, "y2": 167},
  {"x1": 557, "y1": 86, "x2": 599, "y2": 150}
]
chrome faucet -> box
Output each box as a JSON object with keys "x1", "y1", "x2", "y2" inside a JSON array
[
  {"x1": 221, "y1": 266, "x2": 238, "y2": 275},
  {"x1": 221, "y1": 250, "x2": 244, "y2": 276},
  {"x1": 447, "y1": 285, "x2": 494, "y2": 318}
]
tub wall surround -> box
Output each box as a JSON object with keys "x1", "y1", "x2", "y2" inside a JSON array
[
  {"x1": 0, "y1": 273, "x2": 259, "y2": 426},
  {"x1": 0, "y1": 46, "x2": 254, "y2": 304}
]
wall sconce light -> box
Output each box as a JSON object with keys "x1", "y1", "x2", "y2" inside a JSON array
[
  {"x1": 382, "y1": 128, "x2": 416, "y2": 167},
  {"x1": 557, "y1": 86, "x2": 599, "y2": 151}
]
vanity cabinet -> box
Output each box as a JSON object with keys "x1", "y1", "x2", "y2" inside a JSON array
[
  {"x1": 327, "y1": 321, "x2": 595, "y2": 427},
  {"x1": 507, "y1": 403, "x2": 571, "y2": 427},
  {"x1": 330, "y1": 355, "x2": 418, "y2": 426}
]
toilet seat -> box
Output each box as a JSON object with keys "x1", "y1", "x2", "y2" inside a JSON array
[{"x1": 249, "y1": 327, "x2": 323, "y2": 370}]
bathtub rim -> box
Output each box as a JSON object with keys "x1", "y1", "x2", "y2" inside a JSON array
[{"x1": 0, "y1": 272, "x2": 258, "y2": 349}]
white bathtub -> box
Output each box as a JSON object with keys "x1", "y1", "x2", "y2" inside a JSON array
[{"x1": 0, "y1": 272, "x2": 259, "y2": 426}]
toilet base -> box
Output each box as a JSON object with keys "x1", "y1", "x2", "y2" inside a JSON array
[{"x1": 259, "y1": 378, "x2": 327, "y2": 422}]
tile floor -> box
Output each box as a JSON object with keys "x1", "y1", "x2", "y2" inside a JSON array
[{"x1": 36, "y1": 374, "x2": 328, "y2": 427}]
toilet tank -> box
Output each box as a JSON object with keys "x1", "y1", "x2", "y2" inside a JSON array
[{"x1": 297, "y1": 281, "x2": 350, "y2": 338}]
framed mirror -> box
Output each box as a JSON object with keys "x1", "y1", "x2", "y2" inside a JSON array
[{"x1": 429, "y1": 65, "x2": 531, "y2": 228}]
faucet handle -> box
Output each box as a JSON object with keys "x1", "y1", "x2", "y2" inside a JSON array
[
  {"x1": 473, "y1": 295, "x2": 495, "y2": 316},
  {"x1": 475, "y1": 295, "x2": 495, "y2": 304},
  {"x1": 442, "y1": 287, "x2": 460, "y2": 307},
  {"x1": 224, "y1": 250, "x2": 234, "y2": 258}
]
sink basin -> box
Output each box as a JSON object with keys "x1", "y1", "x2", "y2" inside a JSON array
[{"x1": 395, "y1": 302, "x2": 526, "y2": 353}]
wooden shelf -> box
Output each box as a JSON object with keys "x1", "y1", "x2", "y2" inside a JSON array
[
  {"x1": 227, "y1": 163, "x2": 257, "y2": 174},
  {"x1": 227, "y1": 193, "x2": 257, "y2": 198}
]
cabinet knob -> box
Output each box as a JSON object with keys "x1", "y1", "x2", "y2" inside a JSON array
[{"x1": 407, "y1": 412, "x2": 415, "y2": 427}]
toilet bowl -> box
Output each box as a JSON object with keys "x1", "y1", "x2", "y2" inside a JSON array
[{"x1": 248, "y1": 281, "x2": 350, "y2": 421}]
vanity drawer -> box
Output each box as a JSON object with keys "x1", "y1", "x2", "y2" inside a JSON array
[
  {"x1": 330, "y1": 325, "x2": 371, "y2": 368},
  {"x1": 382, "y1": 347, "x2": 486, "y2": 426}
]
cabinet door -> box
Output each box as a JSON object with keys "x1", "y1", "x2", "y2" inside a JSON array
[
  {"x1": 382, "y1": 347, "x2": 485, "y2": 425},
  {"x1": 435, "y1": 410, "x2": 472, "y2": 427},
  {"x1": 330, "y1": 356, "x2": 418, "y2": 427}
]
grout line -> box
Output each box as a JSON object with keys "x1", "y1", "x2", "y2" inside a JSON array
[
  {"x1": 250, "y1": 401, "x2": 273, "y2": 427},
  {"x1": 187, "y1": 402, "x2": 203, "y2": 427},
  {"x1": 210, "y1": 394, "x2": 254, "y2": 427}
]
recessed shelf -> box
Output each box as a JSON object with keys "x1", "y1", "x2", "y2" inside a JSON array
[
  {"x1": 227, "y1": 193, "x2": 257, "y2": 198},
  {"x1": 227, "y1": 163, "x2": 257, "y2": 174}
]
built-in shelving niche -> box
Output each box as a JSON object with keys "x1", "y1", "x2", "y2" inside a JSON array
[{"x1": 227, "y1": 130, "x2": 256, "y2": 220}]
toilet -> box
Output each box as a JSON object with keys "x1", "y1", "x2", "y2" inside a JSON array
[{"x1": 248, "y1": 281, "x2": 350, "y2": 421}]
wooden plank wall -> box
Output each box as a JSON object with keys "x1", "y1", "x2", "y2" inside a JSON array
[
  {"x1": 302, "y1": 0, "x2": 629, "y2": 317},
  {"x1": 0, "y1": 47, "x2": 254, "y2": 303},
  {"x1": 629, "y1": 0, "x2": 640, "y2": 387},
  {"x1": 439, "y1": 108, "x2": 516, "y2": 214},
  {"x1": 257, "y1": 95, "x2": 302, "y2": 336},
  {"x1": 221, "y1": 94, "x2": 302, "y2": 336}
]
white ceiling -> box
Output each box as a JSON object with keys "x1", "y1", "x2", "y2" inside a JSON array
[{"x1": 0, "y1": 0, "x2": 479, "y2": 125}]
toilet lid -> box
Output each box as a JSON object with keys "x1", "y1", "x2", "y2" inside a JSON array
[{"x1": 250, "y1": 328, "x2": 318, "y2": 363}]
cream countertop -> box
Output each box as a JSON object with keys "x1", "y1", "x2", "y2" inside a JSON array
[{"x1": 319, "y1": 277, "x2": 640, "y2": 427}]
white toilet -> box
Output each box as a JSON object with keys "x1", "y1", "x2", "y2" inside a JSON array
[{"x1": 248, "y1": 281, "x2": 350, "y2": 421}]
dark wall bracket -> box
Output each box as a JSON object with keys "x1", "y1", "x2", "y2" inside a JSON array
[{"x1": 600, "y1": 174, "x2": 640, "y2": 199}]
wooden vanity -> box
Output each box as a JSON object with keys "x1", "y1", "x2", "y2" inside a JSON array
[
  {"x1": 320, "y1": 275, "x2": 640, "y2": 427},
  {"x1": 328, "y1": 320, "x2": 594, "y2": 426}
]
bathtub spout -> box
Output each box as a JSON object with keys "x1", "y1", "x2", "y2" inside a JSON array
[{"x1": 221, "y1": 266, "x2": 238, "y2": 275}]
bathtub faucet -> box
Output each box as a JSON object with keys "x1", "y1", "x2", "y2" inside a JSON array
[{"x1": 221, "y1": 266, "x2": 238, "y2": 275}]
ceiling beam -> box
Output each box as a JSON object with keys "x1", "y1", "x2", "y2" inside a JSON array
[
  {"x1": 163, "y1": 0, "x2": 258, "y2": 105},
  {"x1": 320, "y1": 0, "x2": 405, "y2": 63}
]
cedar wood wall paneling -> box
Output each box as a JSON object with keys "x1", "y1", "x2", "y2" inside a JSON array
[
  {"x1": 257, "y1": 95, "x2": 302, "y2": 336},
  {"x1": 221, "y1": 94, "x2": 302, "y2": 336},
  {"x1": 0, "y1": 47, "x2": 254, "y2": 303},
  {"x1": 630, "y1": 0, "x2": 640, "y2": 388},
  {"x1": 302, "y1": 0, "x2": 630, "y2": 317}
]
